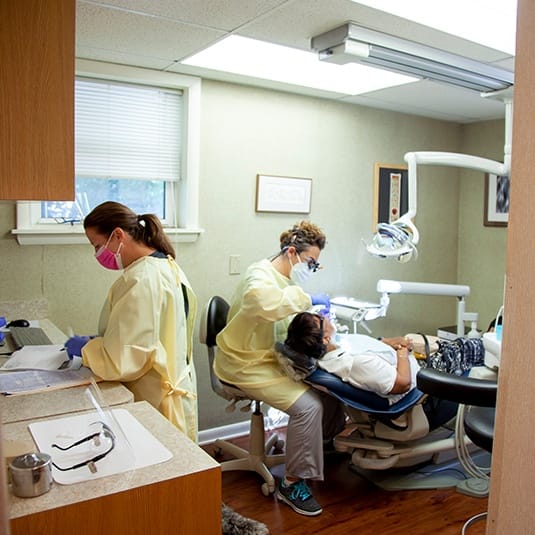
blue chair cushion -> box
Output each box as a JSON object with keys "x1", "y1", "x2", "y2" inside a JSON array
[{"x1": 306, "y1": 368, "x2": 425, "y2": 420}]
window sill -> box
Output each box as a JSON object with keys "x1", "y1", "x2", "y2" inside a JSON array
[{"x1": 12, "y1": 227, "x2": 204, "y2": 245}]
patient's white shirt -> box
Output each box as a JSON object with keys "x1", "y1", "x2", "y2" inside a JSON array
[{"x1": 317, "y1": 334, "x2": 419, "y2": 405}]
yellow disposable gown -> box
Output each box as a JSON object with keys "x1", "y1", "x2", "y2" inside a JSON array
[
  {"x1": 214, "y1": 258, "x2": 312, "y2": 411},
  {"x1": 82, "y1": 255, "x2": 198, "y2": 442}
]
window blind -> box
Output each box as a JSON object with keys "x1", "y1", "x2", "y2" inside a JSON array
[{"x1": 75, "y1": 78, "x2": 183, "y2": 181}]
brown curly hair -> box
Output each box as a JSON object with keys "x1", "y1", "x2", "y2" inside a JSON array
[{"x1": 279, "y1": 221, "x2": 326, "y2": 253}]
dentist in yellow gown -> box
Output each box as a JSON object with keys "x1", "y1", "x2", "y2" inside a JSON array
[
  {"x1": 215, "y1": 221, "x2": 345, "y2": 517},
  {"x1": 65, "y1": 202, "x2": 198, "y2": 442}
]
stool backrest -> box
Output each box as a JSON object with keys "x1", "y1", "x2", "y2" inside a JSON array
[{"x1": 200, "y1": 295, "x2": 229, "y2": 347}]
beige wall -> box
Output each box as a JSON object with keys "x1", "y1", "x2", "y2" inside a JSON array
[
  {"x1": 458, "y1": 119, "x2": 508, "y2": 328},
  {"x1": 0, "y1": 78, "x2": 506, "y2": 431}
]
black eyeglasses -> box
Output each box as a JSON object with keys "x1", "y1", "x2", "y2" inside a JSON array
[
  {"x1": 314, "y1": 314, "x2": 325, "y2": 339},
  {"x1": 304, "y1": 257, "x2": 321, "y2": 272},
  {"x1": 54, "y1": 216, "x2": 82, "y2": 226},
  {"x1": 308, "y1": 259, "x2": 321, "y2": 272},
  {"x1": 51, "y1": 422, "x2": 116, "y2": 473}
]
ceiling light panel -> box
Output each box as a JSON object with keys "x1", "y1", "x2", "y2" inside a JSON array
[{"x1": 182, "y1": 35, "x2": 417, "y2": 95}]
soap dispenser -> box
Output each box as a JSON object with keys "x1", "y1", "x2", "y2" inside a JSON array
[{"x1": 464, "y1": 312, "x2": 481, "y2": 339}]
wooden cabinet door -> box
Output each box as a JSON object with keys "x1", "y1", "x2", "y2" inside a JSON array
[{"x1": 0, "y1": 0, "x2": 75, "y2": 200}]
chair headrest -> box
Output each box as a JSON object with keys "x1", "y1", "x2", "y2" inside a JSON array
[{"x1": 274, "y1": 341, "x2": 317, "y2": 376}]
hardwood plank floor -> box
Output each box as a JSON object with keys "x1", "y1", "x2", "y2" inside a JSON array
[{"x1": 203, "y1": 429, "x2": 487, "y2": 534}]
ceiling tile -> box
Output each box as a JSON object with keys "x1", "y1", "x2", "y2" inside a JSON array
[
  {"x1": 342, "y1": 80, "x2": 508, "y2": 123},
  {"x1": 75, "y1": 45, "x2": 173, "y2": 70},
  {"x1": 77, "y1": 2, "x2": 226, "y2": 62},
  {"x1": 81, "y1": 0, "x2": 289, "y2": 31}
]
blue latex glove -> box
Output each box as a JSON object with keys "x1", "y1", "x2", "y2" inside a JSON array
[
  {"x1": 310, "y1": 293, "x2": 331, "y2": 315},
  {"x1": 64, "y1": 335, "x2": 92, "y2": 359}
]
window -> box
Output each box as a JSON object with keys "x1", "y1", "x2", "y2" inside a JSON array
[{"x1": 14, "y1": 60, "x2": 202, "y2": 245}]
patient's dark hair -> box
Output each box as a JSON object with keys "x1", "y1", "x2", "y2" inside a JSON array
[
  {"x1": 84, "y1": 201, "x2": 176, "y2": 258},
  {"x1": 285, "y1": 312, "x2": 326, "y2": 359}
]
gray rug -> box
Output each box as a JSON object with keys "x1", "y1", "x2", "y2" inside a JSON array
[{"x1": 222, "y1": 503, "x2": 269, "y2": 535}]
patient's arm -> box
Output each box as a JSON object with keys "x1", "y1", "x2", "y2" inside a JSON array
[
  {"x1": 389, "y1": 347, "x2": 412, "y2": 394},
  {"x1": 381, "y1": 336, "x2": 413, "y2": 351}
]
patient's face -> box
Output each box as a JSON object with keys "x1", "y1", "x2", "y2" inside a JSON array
[{"x1": 322, "y1": 317, "x2": 337, "y2": 345}]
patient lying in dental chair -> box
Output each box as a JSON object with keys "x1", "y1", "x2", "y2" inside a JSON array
[
  {"x1": 276, "y1": 312, "x2": 460, "y2": 473},
  {"x1": 278, "y1": 312, "x2": 420, "y2": 405}
]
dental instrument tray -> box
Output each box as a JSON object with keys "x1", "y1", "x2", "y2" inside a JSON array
[{"x1": 331, "y1": 297, "x2": 383, "y2": 320}]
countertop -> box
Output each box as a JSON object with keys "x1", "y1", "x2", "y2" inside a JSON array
[{"x1": 6, "y1": 400, "x2": 220, "y2": 520}]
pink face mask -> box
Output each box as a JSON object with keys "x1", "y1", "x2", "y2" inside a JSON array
[{"x1": 95, "y1": 233, "x2": 123, "y2": 270}]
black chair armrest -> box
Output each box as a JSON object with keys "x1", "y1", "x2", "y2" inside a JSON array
[{"x1": 417, "y1": 368, "x2": 497, "y2": 407}]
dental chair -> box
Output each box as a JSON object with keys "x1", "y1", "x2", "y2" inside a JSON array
[
  {"x1": 307, "y1": 368, "x2": 457, "y2": 469},
  {"x1": 199, "y1": 296, "x2": 285, "y2": 496},
  {"x1": 276, "y1": 340, "x2": 463, "y2": 490}
]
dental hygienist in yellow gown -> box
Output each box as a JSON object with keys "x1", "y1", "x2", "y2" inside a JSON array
[{"x1": 65, "y1": 201, "x2": 198, "y2": 441}]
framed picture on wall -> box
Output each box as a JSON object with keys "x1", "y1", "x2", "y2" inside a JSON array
[
  {"x1": 484, "y1": 173, "x2": 509, "y2": 227},
  {"x1": 255, "y1": 174, "x2": 312, "y2": 214},
  {"x1": 373, "y1": 163, "x2": 409, "y2": 229}
]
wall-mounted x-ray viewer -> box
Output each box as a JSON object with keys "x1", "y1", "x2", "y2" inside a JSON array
[{"x1": 373, "y1": 163, "x2": 408, "y2": 229}]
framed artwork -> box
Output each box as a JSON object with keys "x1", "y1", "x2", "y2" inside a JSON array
[
  {"x1": 484, "y1": 173, "x2": 509, "y2": 227},
  {"x1": 373, "y1": 163, "x2": 409, "y2": 229},
  {"x1": 255, "y1": 174, "x2": 312, "y2": 214}
]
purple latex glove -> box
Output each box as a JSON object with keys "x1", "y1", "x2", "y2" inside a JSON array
[
  {"x1": 310, "y1": 293, "x2": 331, "y2": 316},
  {"x1": 64, "y1": 335, "x2": 92, "y2": 359}
]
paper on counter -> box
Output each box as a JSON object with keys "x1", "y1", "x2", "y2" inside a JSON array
[{"x1": 1, "y1": 345, "x2": 72, "y2": 371}]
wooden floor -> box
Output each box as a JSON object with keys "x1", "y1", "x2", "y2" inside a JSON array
[{"x1": 202, "y1": 429, "x2": 488, "y2": 534}]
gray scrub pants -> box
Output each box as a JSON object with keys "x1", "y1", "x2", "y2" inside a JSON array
[{"x1": 284, "y1": 389, "x2": 346, "y2": 481}]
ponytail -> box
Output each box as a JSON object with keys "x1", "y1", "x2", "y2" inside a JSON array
[{"x1": 84, "y1": 201, "x2": 176, "y2": 258}]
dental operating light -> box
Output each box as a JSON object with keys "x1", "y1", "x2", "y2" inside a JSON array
[
  {"x1": 365, "y1": 214, "x2": 419, "y2": 263},
  {"x1": 311, "y1": 23, "x2": 514, "y2": 92}
]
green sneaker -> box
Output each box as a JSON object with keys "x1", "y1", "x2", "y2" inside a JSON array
[{"x1": 276, "y1": 479, "x2": 322, "y2": 516}]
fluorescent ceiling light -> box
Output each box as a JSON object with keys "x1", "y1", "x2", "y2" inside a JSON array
[
  {"x1": 352, "y1": 0, "x2": 516, "y2": 55},
  {"x1": 311, "y1": 23, "x2": 514, "y2": 92},
  {"x1": 182, "y1": 35, "x2": 416, "y2": 95}
]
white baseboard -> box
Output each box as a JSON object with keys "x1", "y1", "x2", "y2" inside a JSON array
[
  {"x1": 198, "y1": 414, "x2": 289, "y2": 446},
  {"x1": 199, "y1": 421, "x2": 252, "y2": 445}
]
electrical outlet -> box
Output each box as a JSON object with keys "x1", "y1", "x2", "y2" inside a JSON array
[{"x1": 229, "y1": 255, "x2": 241, "y2": 275}]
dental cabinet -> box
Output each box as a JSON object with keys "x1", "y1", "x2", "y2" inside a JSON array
[{"x1": 0, "y1": 0, "x2": 75, "y2": 201}]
